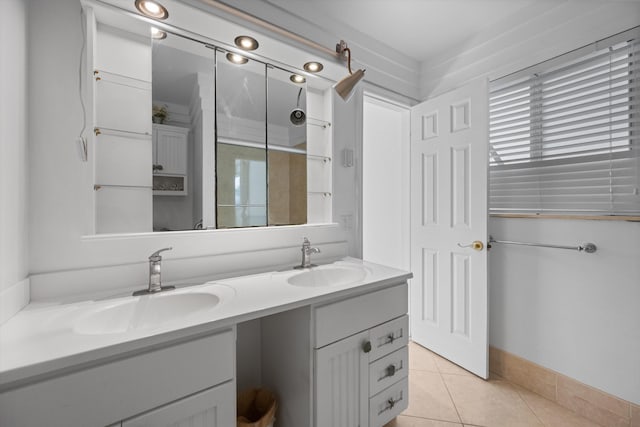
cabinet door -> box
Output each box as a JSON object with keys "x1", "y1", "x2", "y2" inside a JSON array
[
  {"x1": 155, "y1": 127, "x2": 188, "y2": 175},
  {"x1": 122, "y1": 381, "x2": 234, "y2": 427},
  {"x1": 315, "y1": 331, "x2": 369, "y2": 427}
]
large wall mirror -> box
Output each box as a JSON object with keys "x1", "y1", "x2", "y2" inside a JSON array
[
  {"x1": 216, "y1": 52, "x2": 308, "y2": 228},
  {"x1": 91, "y1": 12, "x2": 331, "y2": 234}
]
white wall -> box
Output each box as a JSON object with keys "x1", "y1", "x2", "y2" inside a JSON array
[
  {"x1": 331, "y1": 88, "x2": 363, "y2": 258},
  {"x1": 362, "y1": 95, "x2": 410, "y2": 272},
  {"x1": 418, "y1": 2, "x2": 640, "y2": 404},
  {"x1": 420, "y1": 1, "x2": 640, "y2": 98},
  {"x1": 489, "y1": 218, "x2": 640, "y2": 404},
  {"x1": 332, "y1": 82, "x2": 416, "y2": 260},
  {"x1": 26, "y1": 0, "x2": 348, "y2": 301},
  {"x1": 0, "y1": 0, "x2": 30, "y2": 324}
]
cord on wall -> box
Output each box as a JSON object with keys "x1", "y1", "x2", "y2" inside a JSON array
[{"x1": 77, "y1": 7, "x2": 88, "y2": 162}]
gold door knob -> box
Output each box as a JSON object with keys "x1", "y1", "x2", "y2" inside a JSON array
[{"x1": 457, "y1": 240, "x2": 484, "y2": 251}]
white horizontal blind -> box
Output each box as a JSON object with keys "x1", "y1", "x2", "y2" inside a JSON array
[{"x1": 489, "y1": 36, "x2": 640, "y2": 215}]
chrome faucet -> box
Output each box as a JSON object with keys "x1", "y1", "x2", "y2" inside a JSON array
[
  {"x1": 296, "y1": 237, "x2": 321, "y2": 269},
  {"x1": 133, "y1": 247, "x2": 175, "y2": 296}
]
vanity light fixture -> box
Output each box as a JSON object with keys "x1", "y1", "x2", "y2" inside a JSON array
[
  {"x1": 226, "y1": 52, "x2": 248, "y2": 65},
  {"x1": 234, "y1": 35, "x2": 259, "y2": 51},
  {"x1": 333, "y1": 40, "x2": 365, "y2": 102},
  {"x1": 134, "y1": 0, "x2": 169, "y2": 19},
  {"x1": 151, "y1": 27, "x2": 167, "y2": 40},
  {"x1": 290, "y1": 74, "x2": 306, "y2": 84},
  {"x1": 303, "y1": 61, "x2": 323, "y2": 73}
]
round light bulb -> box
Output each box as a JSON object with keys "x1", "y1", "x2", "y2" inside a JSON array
[
  {"x1": 234, "y1": 36, "x2": 259, "y2": 51},
  {"x1": 135, "y1": 0, "x2": 169, "y2": 19},
  {"x1": 290, "y1": 74, "x2": 306, "y2": 84},
  {"x1": 303, "y1": 62, "x2": 323, "y2": 73},
  {"x1": 151, "y1": 27, "x2": 166, "y2": 39},
  {"x1": 143, "y1": 1, "x2": 160, "y2": 14},
  {"x1": 226, "y1": 53, "x2": 248, "y2": 64}
]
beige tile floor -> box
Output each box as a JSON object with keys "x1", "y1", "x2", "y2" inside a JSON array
[{"x1": 384, "y1": 342, "x2": 603, "y2": 427}]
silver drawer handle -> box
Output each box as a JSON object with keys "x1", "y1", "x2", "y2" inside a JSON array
[{"x1": 378, "y1": 393, "x2": 404, "y2": 415}]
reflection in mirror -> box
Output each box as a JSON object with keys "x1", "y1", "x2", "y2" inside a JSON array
[
  {"x1": 267, "y1": 67, "x2": 307, "y2": 226},
  {"x1": 90, "y1": 12, "x2": 328, "y2": 234},
  {"x1": 151, "y1": 33, "x2": 214, "y2": 231},
  {"x1": 215, "y1": 50, "x2": 268, "y2": 228}
]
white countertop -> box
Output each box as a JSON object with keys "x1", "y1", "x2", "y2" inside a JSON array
[{"x1": 0, "y1": 258, "x2": 411, "y2": 391}]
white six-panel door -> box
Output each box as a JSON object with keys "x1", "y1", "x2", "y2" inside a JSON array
[{"x1": 410, "y1": 79, "x2": 489, "y2": 378}]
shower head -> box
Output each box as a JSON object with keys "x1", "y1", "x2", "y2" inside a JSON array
[{"x1": 290, "y1": 87, "x2": 306, "y2": 126}]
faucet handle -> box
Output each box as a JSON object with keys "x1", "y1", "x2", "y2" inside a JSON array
[
  {"x1": 149, "y1": 247, "x2": 172, "y2": 261},
  {"x1": 303, "y1": 237, "x2": 310, "y2": 245}
]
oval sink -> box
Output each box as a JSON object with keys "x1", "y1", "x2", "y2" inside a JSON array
[
  {"x1": 74, "y1": 292, "x2": 220, "y2": 335},
  {"x1": 288, "y1": 266, "x2": 367, "y2": 288}
]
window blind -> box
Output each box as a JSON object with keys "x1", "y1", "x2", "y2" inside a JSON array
[{"x1": 489, "y1": 35, "x2": 640, "y2": 215}]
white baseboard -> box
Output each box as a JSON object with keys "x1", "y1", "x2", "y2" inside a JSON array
[{"x1": 0, "y1": 278, "x2": 30, "y2": 325}]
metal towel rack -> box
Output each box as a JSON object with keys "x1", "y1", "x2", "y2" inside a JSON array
[{"x1": 488, "y1": 236, "x2": 597, "y2": 253}]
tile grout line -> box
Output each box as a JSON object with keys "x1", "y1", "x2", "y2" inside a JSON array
[
  {"x1": 512, "y1": 382, "x2": 548, "y2": 426},
  {"x1": 396, "y1": 412, "x2": 465, "y2": 426},
  {"x1": 436, "y1": 367, "x2": 465, "y2": 425}
]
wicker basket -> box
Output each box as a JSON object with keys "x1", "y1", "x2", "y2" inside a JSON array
[{"x1": 237, "y1": 388, "x2": 277, "y2": 427}]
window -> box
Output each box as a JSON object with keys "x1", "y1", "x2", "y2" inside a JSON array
[{"x1": 489, "y1": 32, "x2": 640, "y2": 216}]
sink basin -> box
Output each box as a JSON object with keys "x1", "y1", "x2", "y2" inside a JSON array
[
  {"x1": 74, "y1": 291, "x2": 221, "y2": 335},
  {"x1": 287, "y1": 265, "x2": 368, "y2": 288}
]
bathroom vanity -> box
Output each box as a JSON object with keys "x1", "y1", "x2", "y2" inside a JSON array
[{"x1": 0, "y1": 259, "x2": 411, "y2": 427}]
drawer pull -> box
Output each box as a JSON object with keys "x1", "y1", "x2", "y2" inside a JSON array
[
  {"x1": 362, "y1": 341, "x2": 372, "y2": 353},
  {"x1": 387, "y1": 364, "x2": 396, "y2": 377},
  {"x1": 378, "y1": 393, "x2": 404, "y2": 415},
  {"x1": 378, "y1": 360, "x2": 403, "y2": 382},
  {"x1": 379, "y1": 329, "x2": 403, "y2": 347},
  {"x1": 387, "y1": 365, "x2": 396, "y2": 377}
]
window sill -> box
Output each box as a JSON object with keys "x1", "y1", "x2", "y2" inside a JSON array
[{"x1": 490, "y1": 213, "x2": 640, "y2": 222}]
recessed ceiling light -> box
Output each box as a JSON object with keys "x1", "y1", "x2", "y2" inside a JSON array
[
  {"x1": 226, "y1": 53, "x2": 248, "y2": 65},
  {"x1": 151, "y1": 27, "x2": 167, "y2": 40},
  {"x1": 234, "y1": 36, "x2": 259, "y2": 51},
  {"x1": 135, "y1": 0, "x2": 169, "y2": 20},
  {"x1": 303, "y1": 62, "x2": 323, "y2": 73},
  {"x1": 290, "y1": 74, "x2": 306, "y2": 84}
]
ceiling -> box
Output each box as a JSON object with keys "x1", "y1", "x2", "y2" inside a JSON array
[
  {"x1": 244, "y1": 0, "x2": 638, "y2": 63},
  {"x1": 266, "y1": 0, "x2": 544, "y2": 62}
]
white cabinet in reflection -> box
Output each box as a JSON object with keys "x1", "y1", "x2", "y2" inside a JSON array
[
  {"x1": 153, "y1": 124, "x2": 189, "y2": 176},
  {"x1": 152, "y1": 124, "x2": 189, "y2": 195}
]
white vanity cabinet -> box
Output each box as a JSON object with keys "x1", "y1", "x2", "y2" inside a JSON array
[
  {"x1": 0, "y1": 328, "x2": 235, "y2": 427},
  {"x1": 314, "y1": 283, "x2": 409, "y2": 427},
  {"x1": 118, "y1": 381, "x2": 235, "y2": 427}
]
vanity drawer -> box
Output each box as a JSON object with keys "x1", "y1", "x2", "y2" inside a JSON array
[
  {"x1": 369, "y1": 346, "x2": 409, "y2": 397},
  {"x1": 369, "y1": 377, "x2": 408, "y2": 427},
  {"x1": 314, "y1": 283, "x2": 408, "y2": 348},
  {"x1": 0, "y1": 328, "x2": 235, "y2": 427},
  {"x1": 369, "y1": 315, "x2": 409, "y2": 362}
]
